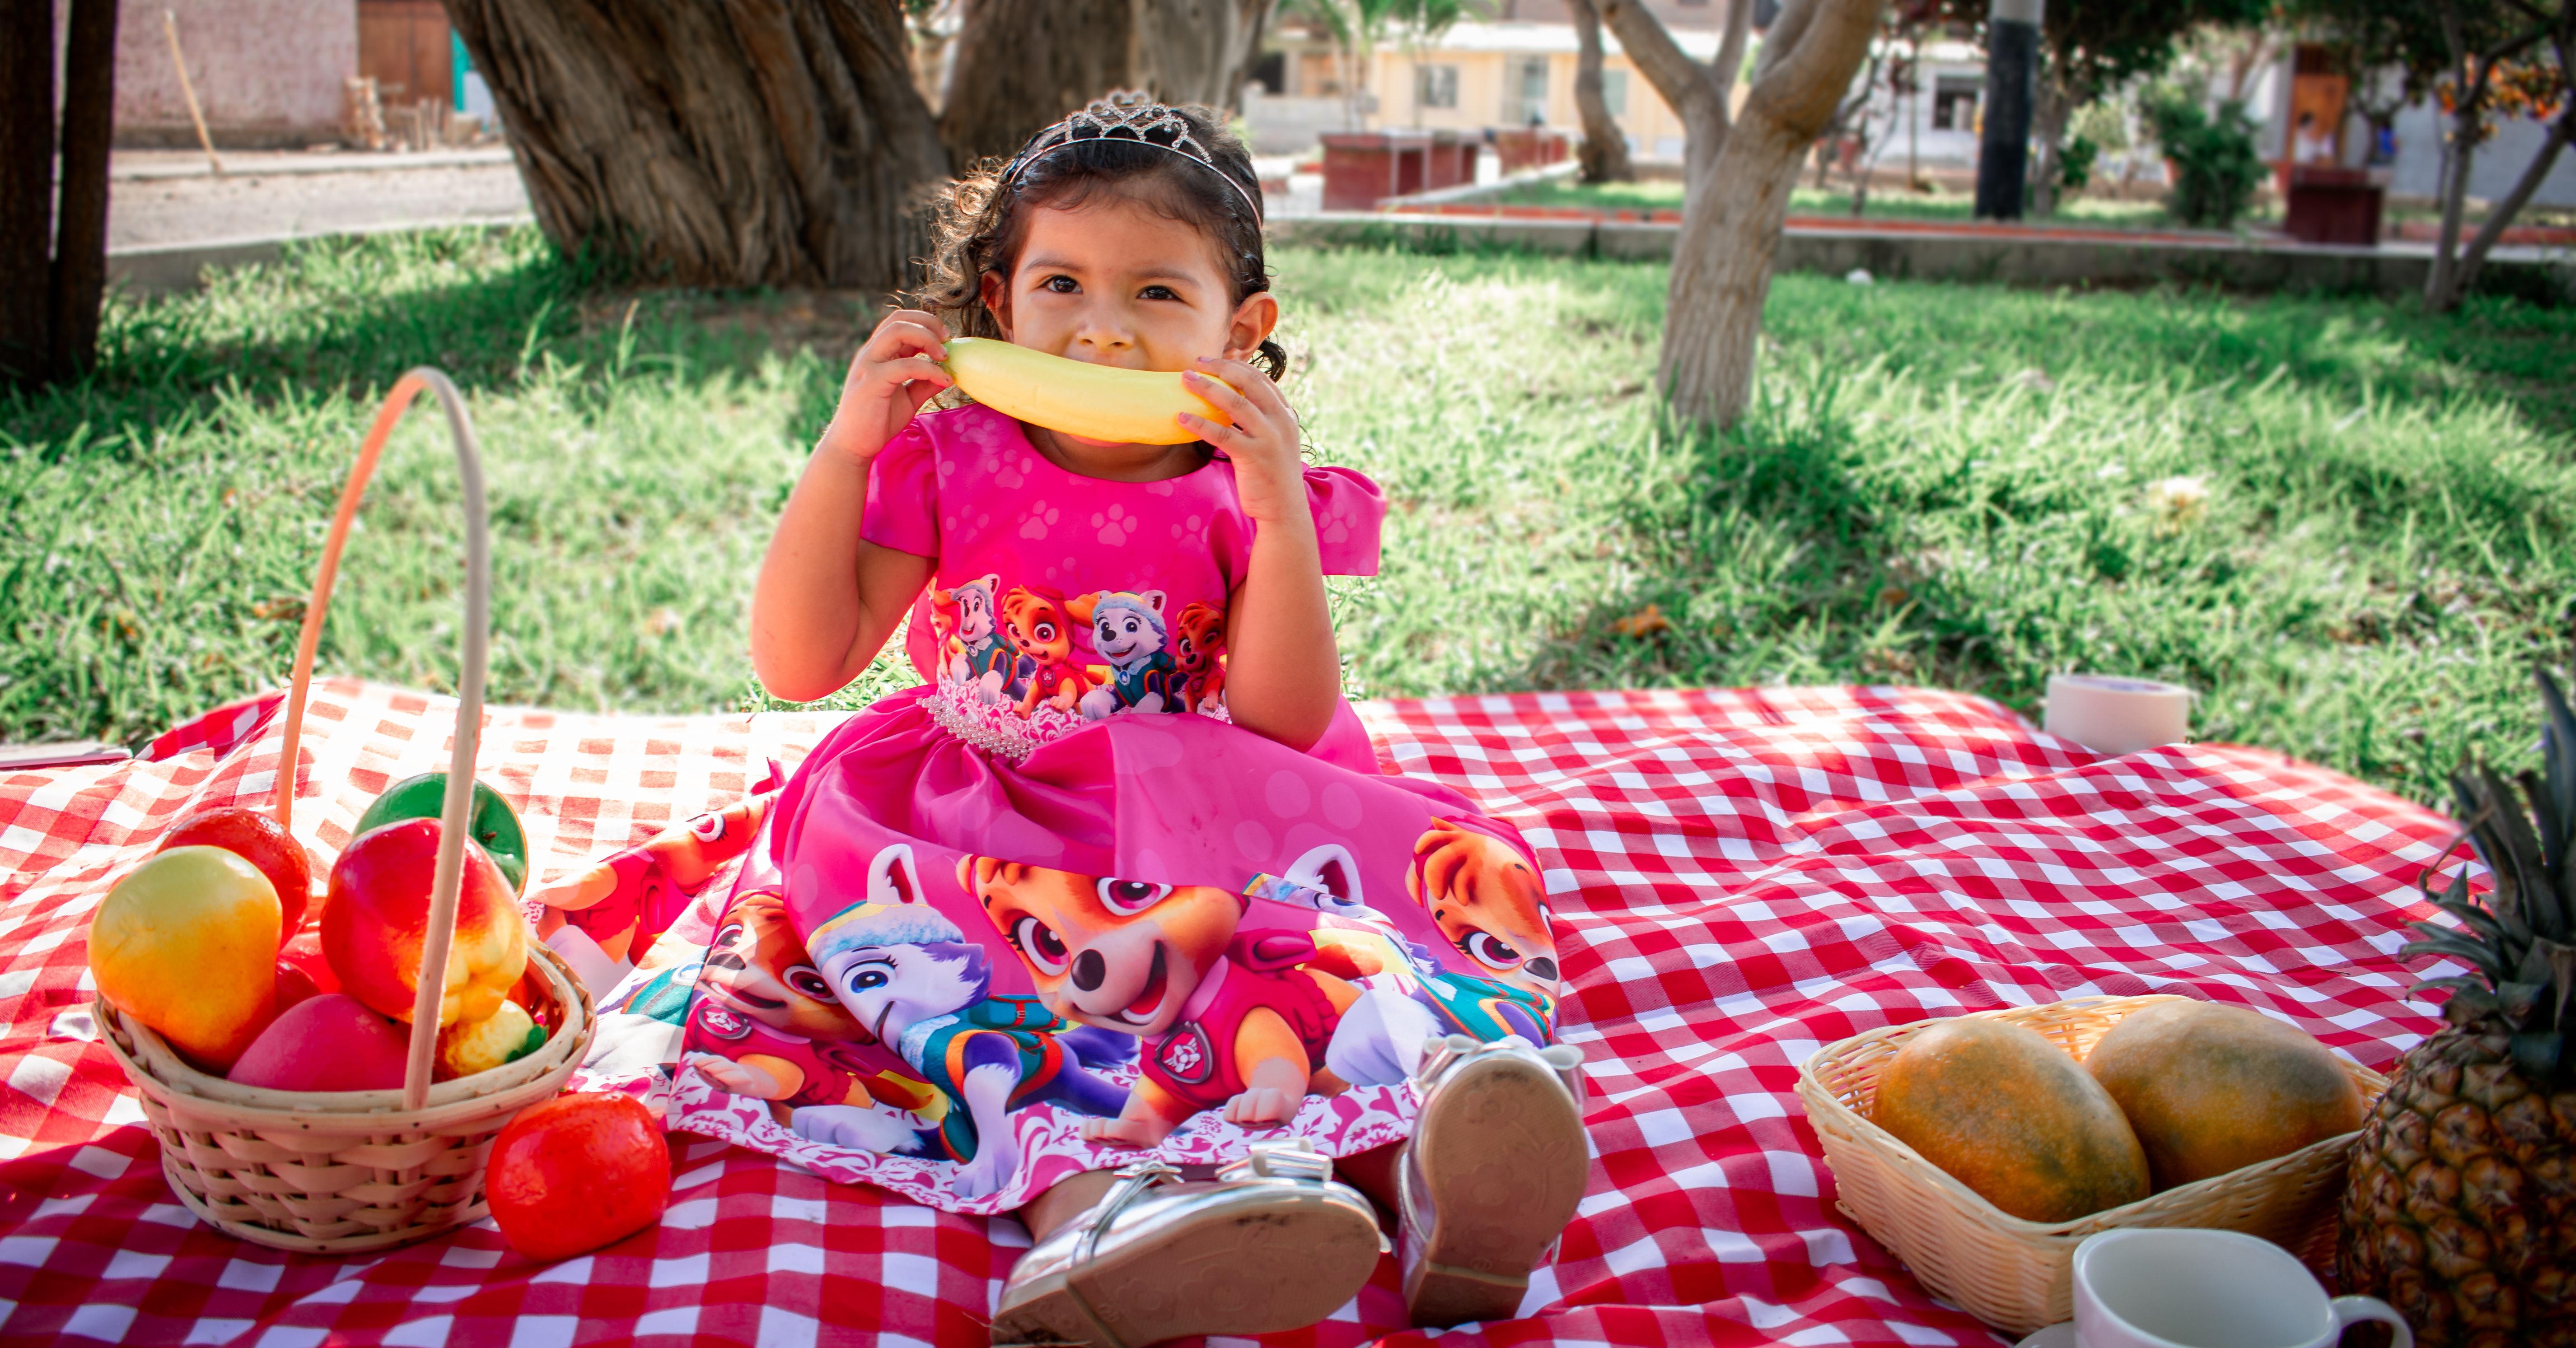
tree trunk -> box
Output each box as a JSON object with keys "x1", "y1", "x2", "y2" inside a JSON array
[
  {"x1": 1, "y1": 0, "x2": 55, "y2": 385},
  {"x1": 444, "y1": 0, "x2": 950, "y2": 295},
  {"x1": 2424, "y1": 110, "x2": 2480, "y2": 311},
  {"x1": 2027, "y1": 71, "x2": 2069, "y2": 218},
  {"x1": 938, "y1": 0, "x2": 1274, "y2": 168},
  {"x1": 2442, "y1": 110, "x2": 2574, "y2": 308},
  {"x1": 50, "y1": 0, "x2": 117, "y2": 381},
  {"x1": 1570, "y1": 0, "x2": 1635, "y2": 184},
  {"x1": 1664, "y1": 0, "x2": 1885, "y2": 426}
]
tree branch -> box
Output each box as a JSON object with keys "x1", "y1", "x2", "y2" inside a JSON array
[
  {"x1": 1712, "y1": 0, "x2": 1754, "y2": 108},
  {"x1": 2456, "y1": 108, "x2": 2576, "y2": 297},
  {"x1": 1745, "y1": 0, "x2": 1887, "y2": 140},
  {"x1": 1598, "y1": 0, "x2": 1722, "y2": 133}
]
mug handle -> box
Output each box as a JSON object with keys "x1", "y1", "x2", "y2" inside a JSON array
[{"x1": 2329, "y1": 1296, "x2": 2413, "y2": 1348}]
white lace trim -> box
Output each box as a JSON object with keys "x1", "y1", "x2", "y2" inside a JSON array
[{"x1": 923, "y1": 677, "x2": 1232, "y2": 760}]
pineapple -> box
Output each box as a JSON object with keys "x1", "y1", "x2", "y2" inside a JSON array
[{"x1": 2338, "y1": 668, "x2": 2576, "y2": 1348}]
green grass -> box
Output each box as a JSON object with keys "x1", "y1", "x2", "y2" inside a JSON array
[
  {"x1": 5, "y1": 226, "x2": 2572, "y2": 803},
  {"x1": 1496, "y1": 179, "x2": 2187, "y2": 229}
]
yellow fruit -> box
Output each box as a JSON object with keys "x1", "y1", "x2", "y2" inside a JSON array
[
  {"x1": 2085, "y1": 999, "x2": 2364, "y2": 1189},
  {"x1": 90, "y1": 846, "x2": 283, "y2": 1072},
  {"x1": 437, "y1": 998, "x2": 541, "y2": 1079},
  {"x1": 943, "y1": 337, "x2": 1233, "y2": 446},
  {"x1": 1872, "y1": 1016, "x2": 2151, "y2": 1222}
]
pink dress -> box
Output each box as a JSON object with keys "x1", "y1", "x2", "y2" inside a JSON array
[{"x1": 673, "y1": 403, "x2": 1569, "y2": 1214}]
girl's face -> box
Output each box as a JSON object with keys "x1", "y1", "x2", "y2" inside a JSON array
[{"x1": 980, "y1": 190, "x2": 1277, "y2": 384}]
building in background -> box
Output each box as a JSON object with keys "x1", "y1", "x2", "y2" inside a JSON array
[{"x1": 97, "y1": 0, "x2": 355, "y2": 148}]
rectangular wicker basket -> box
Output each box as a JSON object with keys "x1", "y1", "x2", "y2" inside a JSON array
[{"x1": 1797, "y1": 994, "x2": 2388, "y2": 1337}]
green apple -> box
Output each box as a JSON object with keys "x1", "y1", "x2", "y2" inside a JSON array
[{"x1": 354, "y1": 772, "x2": 529, "y2": 895}]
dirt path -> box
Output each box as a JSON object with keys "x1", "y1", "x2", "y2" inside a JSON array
[{"x1": 108, "y1": 149, "x2": 530, "y2": 251}]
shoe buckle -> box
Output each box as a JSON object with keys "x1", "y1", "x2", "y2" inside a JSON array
[
  {"x1": 1075, "y1": 1158, "x2": 1182, "y2": 1263},
  {"x1": 1217, "y1": 1137, "x2": 1334, "y2": 1185}
]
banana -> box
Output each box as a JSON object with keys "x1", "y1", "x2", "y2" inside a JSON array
[{"x1": 942, "y1": 337, "x2": 1233, "y2": 446}]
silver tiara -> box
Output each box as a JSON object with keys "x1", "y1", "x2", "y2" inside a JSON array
[{"x1": 999, "y1": 93, "x2": 1263, "y2": 221}]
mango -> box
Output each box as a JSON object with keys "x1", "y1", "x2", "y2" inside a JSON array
[
  {"x1": 944, "y1": 337, "x2": 1233, "y2": 446},
  {"x1": 90, "y1": 846, "x2": 282, "y2": 1073}
]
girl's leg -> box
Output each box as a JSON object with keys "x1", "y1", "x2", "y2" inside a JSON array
[{"x1": 1012, "y1": 1168, "x2": 1116, "y2": 1243}]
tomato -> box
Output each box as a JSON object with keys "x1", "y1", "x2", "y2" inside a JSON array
[
  {"x1": 160, "y1": 806, "x2": 316, "y2": 943},
  {"x1": 486, "y1": 1093, "x2": 672, "y2": 1261}
]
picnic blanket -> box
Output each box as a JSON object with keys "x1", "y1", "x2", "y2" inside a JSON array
[{"x1": 0, "y1": 677, "x2": 2456, "y2": 1347}]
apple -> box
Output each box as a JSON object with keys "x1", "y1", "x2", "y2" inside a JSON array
[
  {"x1": 486, "y1": 1093, "x2": 671, "y2": 1261},
  {"x1": 227, "y1": 994, "x2": 410, "y2": 1092},
  {"x1": 323, "y1": 818, "x2": 528, "y2": 1028},
  {"x1": 159, "y1": 806, "x2": 315, "y2": 943},
  {"x1": 89, "y1": 846, "x2": 281, "y2": 1073},
  {"x1": 273, "y1": 961, "x2": 323, "y2": 1013},
  {"x1": 354, "y1": 773, "x2": 529, "y2": 895},
  {"x1": 281, "y1": 925, "x2": 341, "y2": 995}
]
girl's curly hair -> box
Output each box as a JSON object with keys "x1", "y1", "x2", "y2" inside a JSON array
[{"x1": 912, "y1": 103, "x2": 1286, "y2": 381}]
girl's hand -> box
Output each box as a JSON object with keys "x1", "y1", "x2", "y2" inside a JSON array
[
  {"x1": 817, "y1": 308, "x2": 953, "y2": 464},
  {"x1": 1180, "y1": 357, "x2": 1308, "y2": 527}
]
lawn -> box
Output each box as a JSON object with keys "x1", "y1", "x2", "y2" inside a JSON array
[{"x1": 5, "y1": 226, "x2": 2571, "y2": 804}]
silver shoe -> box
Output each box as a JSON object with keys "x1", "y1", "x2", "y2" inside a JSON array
[
  {"x1": 990, "y1": 1140, "x2": 1388, "y2": 1348},
  {"x1": 1398, "y1": 1034, "x2": 1590, "y2": 1329}
]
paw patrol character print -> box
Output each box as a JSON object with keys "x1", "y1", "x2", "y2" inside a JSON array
[
  {"x1": 1408, "y1": 819, "x2": 1561, "y2": 1005},
  {"x1": 793, "y1": 846, "x2": 1128, "y2": 1198},
  {"x1": 680, "y1": 890, "x2": 880, "y2": 1119},
  {"x1": 1068, "y1": 589, "x2": 1182, "y2": 719},
  {"x1": 533, "y1": 772, "x2": 781, "y2": 963},
  {"x1": 1171, "y1": 600, "x2": 1226, "y2": 715},
  {"x1": 999, "y1": 586, "x2": 1093, "y2": 715},
  {"x1": 930, "y1": 573, "x2": 1021, "y2": 703},
  {"x1": 968, "y1": 855, "x2": 1394, "y2": 1147}
]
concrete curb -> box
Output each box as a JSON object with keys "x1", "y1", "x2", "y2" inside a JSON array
[
  {"x1": 111, "y1": 148, "x2": 517, "y2": 181},
  {"x1": 1269, "y1": 212, "x2": 2574, "y2": 300}
]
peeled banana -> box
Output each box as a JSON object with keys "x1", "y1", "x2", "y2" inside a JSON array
[{"x1": 943, "y1": 336, "x2": 1234, "y2": 446}]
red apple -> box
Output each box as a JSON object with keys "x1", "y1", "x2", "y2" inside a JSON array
[
  {"x1": 228, "y1": 994, "x2": 410, "y2": 1092},
  {"x1": 281, "y1": 925, "x2": 341, "y2": 995},
  {"x1": 486, "y1": 1093, "x2": 671, "y2": 1261},
  {"x1": 159, "y1": 806, "x2": 315, "y2": 944},
  {"x1": 272, "y1": 961, "x2": 322, "y2": 1013},
  {"x1": 323, "y1": 818, "x2": 528, "y2": 1028}
]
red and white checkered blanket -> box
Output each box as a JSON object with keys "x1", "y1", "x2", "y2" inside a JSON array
[{"x1": 0, "y1": 679, "x2": 2454, "y2": 1347}]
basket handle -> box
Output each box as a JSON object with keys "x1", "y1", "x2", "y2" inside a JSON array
[{"x1": 271, "y1": 368, "x2": 491, "y2": 1112}]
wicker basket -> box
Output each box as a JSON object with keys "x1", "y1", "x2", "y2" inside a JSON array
[
  {"x1": 1797, "y1": 994, "x2": 2387, "y2": 1337},
  {"x1": 93, "y1": 368, "x2": 598, "y2": 1254}
]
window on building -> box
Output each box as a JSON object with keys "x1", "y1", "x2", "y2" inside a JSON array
[
  {"x1": 1418, "y1": 63, "x2": 1459, "y2": 109},
  {"x1": 1510, "y1": 57, "x2": 1549, "y2": 125},
  {"x1": 1931, "y1": 75, "x2": 1981, "y2": 131},
  {"x1": 1600, "y1": 68, "x2": 1629, "y2": 117},
  {"x1": 1248, "y1": 51, "x2": 1286, "y2": 98}
]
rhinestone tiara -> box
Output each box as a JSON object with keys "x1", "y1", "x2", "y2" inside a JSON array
[{"x1": 998, "y1": 93, "x2": 1263, "y2": 221}]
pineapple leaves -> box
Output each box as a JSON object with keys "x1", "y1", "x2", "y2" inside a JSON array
[
  {"x1": 2539, "y1": 666, "x2": 2576, "y2": 847},
  {"x1": 2403, "y1": 924, "x2": 2511, "y2": 982},
  {"x1": 2537, "y1": 937, "x2": 2576, "y2": 1030},
  {"x1": 2433, "y1": 896, "x2": 2509, "y2": 947},
  {"x1": 2477, "y1": 764, "x2": 2551, "y2": 938},
  {"x1": 2497, "y1": 980, "x2": 2545, "y2": 1026},
  {"x1": 2507, "y1": 1031, "x2": 2563, "y2": 1078}
]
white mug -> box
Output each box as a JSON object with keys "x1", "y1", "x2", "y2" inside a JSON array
[{"x1": 2072, "y1": 1227, "x2": 2413, "y2": 1348}]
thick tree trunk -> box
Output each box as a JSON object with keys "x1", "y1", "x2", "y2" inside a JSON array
[
  {"x1": 1, "y1": 0, "x2": 55, "y2": 385},
  {"x1": 1570, "y1": 0, "x2": 1635, "y2": 183},
  {"x1": 938, "y1": 0, "x2": 1274, "y2": 169},
  {"x1": 442, "y1": 0, "x2": 949, "y2": 294},
  {"x1": 50, "y1": 0, "x2": 117, "y2": 381}
]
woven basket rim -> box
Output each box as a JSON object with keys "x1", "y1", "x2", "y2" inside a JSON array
[
  {"x1": 100, "y1": 940, "x2": 595, "y2": 1127},
  {"x1": 1796, "y1": 993, "x2": 2389, "y2": 1239}
]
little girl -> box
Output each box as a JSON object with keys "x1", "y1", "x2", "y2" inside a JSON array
[{"x1": 745, "y1": 97, "x2": 1588, "y2": 1345}]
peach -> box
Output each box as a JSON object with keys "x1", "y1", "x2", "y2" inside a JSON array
[
  {"x1": 323, "y1": 818, "x2": 527, "y2": 1027},
  {"x1": 228, "y1": 994, "x2": 410, "y2": 1092},
  {"x1": 89, "y1": 846, "x2": 282, "y2": 1073}
]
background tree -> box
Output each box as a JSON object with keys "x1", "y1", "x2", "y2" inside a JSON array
[
  {"x1": 938, "y1": 0, "x2": 1276, "y2": 166},
  {"x1": 444, "y1": 0, "x2": 950, "y2": 295},
  {"x1": 2289, "y1": 0, "x2": 2572, "y2": 311},
  {"x1": 1935, "y1": 0, "x2": 2267, "y2": 216},
  {"x1": 1600, "y1": 0, "x2": 1885, "y2": 427},
  {"x1": 2, "y1": 0, "x2": 117, "y2": 387},
  {"x1": 1571, "y1": 0, "x2": 1636, "y2": 182}
]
